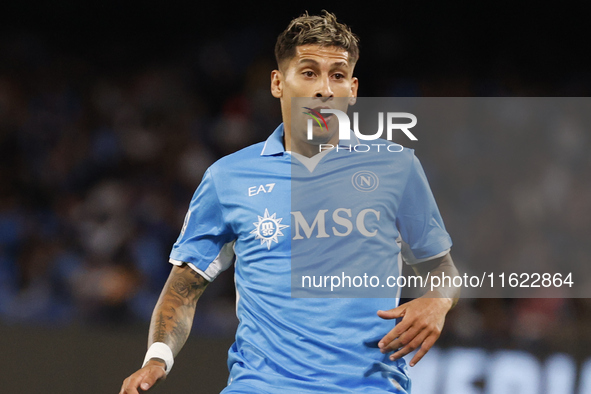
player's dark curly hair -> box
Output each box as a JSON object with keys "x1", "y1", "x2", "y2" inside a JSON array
[{"x1": 275, "y1": 10, "x2": 360, "y2": 69}]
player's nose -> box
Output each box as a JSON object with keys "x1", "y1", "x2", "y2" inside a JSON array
[{"x1": 314, "y1": 76, "x2": 333, "y2": 99}]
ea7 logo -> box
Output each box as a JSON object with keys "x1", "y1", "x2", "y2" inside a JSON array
[
  {"x1": 248, "y1": 183, "x2": 276, "y2": 197},
  {"x1": 291, "y1": 208, "x2": 380, "y2": 239}
]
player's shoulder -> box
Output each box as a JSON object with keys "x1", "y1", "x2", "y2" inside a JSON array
[{"x1": 370, "y1": 138, "x2": 417, "y2": 165}]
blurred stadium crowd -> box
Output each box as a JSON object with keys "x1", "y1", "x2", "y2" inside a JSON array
[{"x1": 1, "y1": 25, "x2": 590, "y2": 361}]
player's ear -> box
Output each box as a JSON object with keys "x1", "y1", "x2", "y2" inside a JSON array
[
  {"x1": 271, "y1": 70, "x2": 283, "y2": 98},
  {"x1": 349, "y1": 77, "x2": 358, "y2": 105}
]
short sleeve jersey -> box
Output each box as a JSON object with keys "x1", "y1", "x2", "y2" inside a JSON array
[{"x1": 170, "y1": 124, "x2": 452, "y2": 394}]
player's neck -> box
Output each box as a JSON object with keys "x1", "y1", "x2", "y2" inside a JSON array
[
  {"x1": 283, "y1": 124, "x2": 335, "y2": 158},
  {"x1": 283, "y1": 127, "x2": 292, "y2": 152}
]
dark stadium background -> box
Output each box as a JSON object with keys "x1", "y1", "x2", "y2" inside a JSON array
[{"x1": 1, "y1": 2, "x2": 590, "y2": 393}]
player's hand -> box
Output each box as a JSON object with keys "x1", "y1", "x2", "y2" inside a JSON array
[
  {"x1": 377, "y1": 296, "x2": 453, "y2": 367},
  {"x1": 119, "y1": 360, "x2": 167, "y2": 393}
]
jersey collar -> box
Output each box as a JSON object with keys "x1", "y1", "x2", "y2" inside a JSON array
[
  {"x1": 260, "y1": 123, "x2": 361, "y2": 156},
  {"x1": 260, "y1": 124, "x2": 286, "y2": 156}
]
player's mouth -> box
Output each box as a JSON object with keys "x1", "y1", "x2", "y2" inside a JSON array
[{"x1": 312, "y1": 106, "x2": 334, "y2": 121}]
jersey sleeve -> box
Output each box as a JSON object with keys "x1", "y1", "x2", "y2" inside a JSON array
[
  {"x1": 169, "y1": 168, "x2": 236, "y2": 281},
  {"x1": 396, "y1": 152, "x2": 452, "y2": 264}
]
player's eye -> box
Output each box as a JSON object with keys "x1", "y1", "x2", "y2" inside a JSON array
[
  {"x1": 333, "y1": 73, "x2": 345, "y2": 80},
  {"x1": 302, "y1": 71, "x2": 315, "y2": 78}
]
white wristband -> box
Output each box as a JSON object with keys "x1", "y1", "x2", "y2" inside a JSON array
[{"x1": 142, "y1": 342, "x2": 174, "y2": 375}]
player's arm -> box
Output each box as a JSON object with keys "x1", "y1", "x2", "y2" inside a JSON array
[
  {"x1": 377, "y1": 252, "x2": 460, "y2": 367},
  {"x1": 119, "y1": 263, "x2": 209, "y2": 393},
  {"x1": 411, "y1": 252, "x2": 460, "y2": 308}
]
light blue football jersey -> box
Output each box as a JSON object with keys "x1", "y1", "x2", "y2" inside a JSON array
[{"x1": 169, "y1": 124, "x2": 452, "y2": 393}]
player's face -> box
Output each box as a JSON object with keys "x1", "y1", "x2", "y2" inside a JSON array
[{"x1": 271, "y1": 45, "x2": 358, "y2": 155}]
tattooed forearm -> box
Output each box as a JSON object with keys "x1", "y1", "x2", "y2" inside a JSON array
[
  {"x1": 148, "y1": 264, "x2": 209, "y2": 356},
  {"x1": 170, "y1": 315, "x2": 190, "y2": 346},
  {"x1": 153, "y1": 312, "x2": 167, "y2": 341}
]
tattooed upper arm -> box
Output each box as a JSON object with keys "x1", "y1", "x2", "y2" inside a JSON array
[
  {"x1": 169, "y1": 264, "x2": 210, "y2": 307},
  {"x1": 149, "y1": 264, "x2": 210, "y2": 353}
]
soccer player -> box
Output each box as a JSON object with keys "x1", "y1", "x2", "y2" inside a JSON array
[{"x1": 120, "y1": 11, "x2": 460, "y2": 394}]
